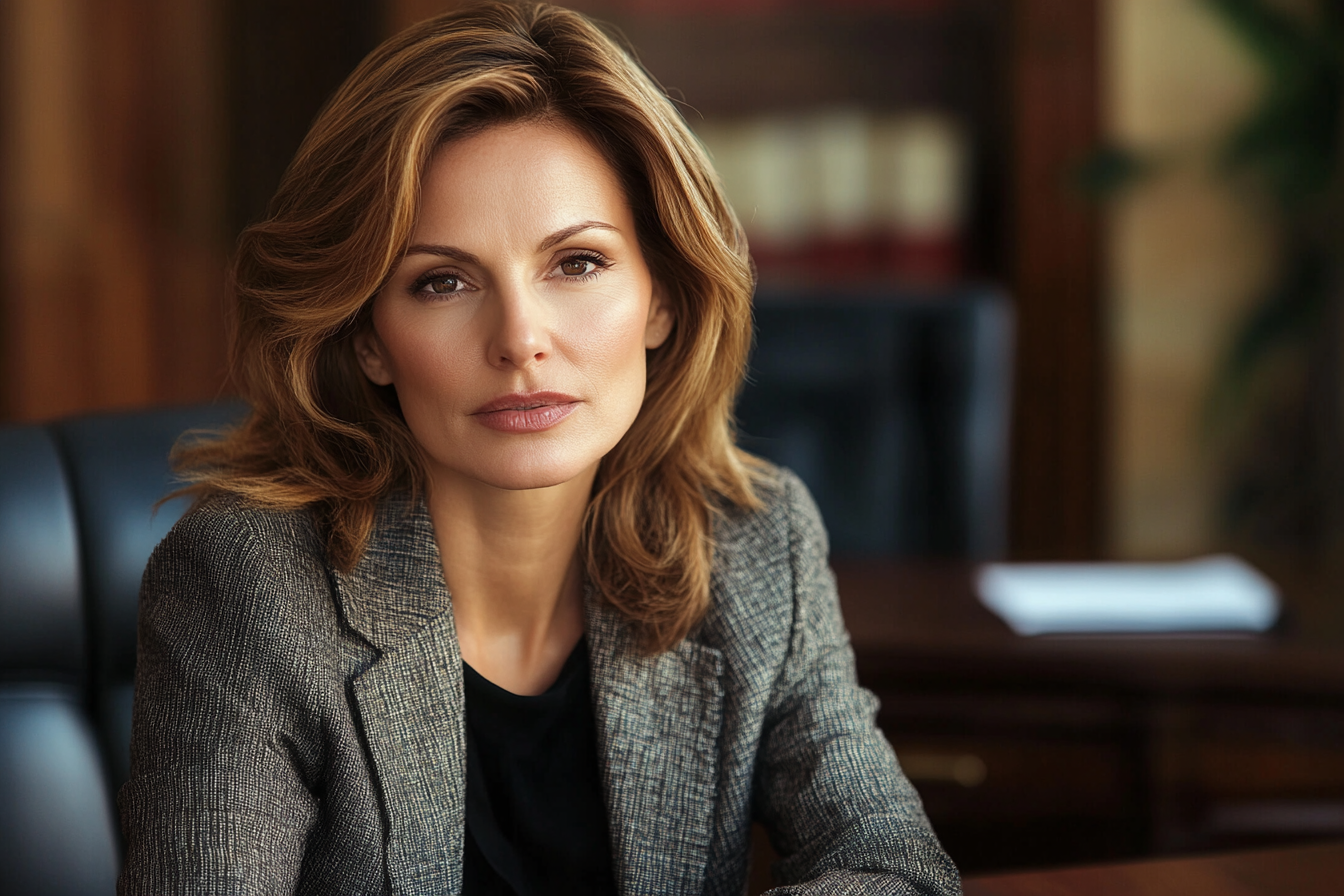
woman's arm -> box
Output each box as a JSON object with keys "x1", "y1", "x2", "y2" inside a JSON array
[
  {"x1": 751, "y1": 472, "x2": 961, "y2": 896},
  {"x1": 118, "y1": 504, "x2": 328, "y2": 896}
]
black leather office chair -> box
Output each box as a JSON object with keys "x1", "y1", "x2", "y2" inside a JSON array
[
  {"x1": 52, "y1": 403, "x2": 246, "y2": 791},
  {"x1": 0, "y1": 426, "x2": 120, "y2": 895},
  {"x1": 737, "y1": 287, "x2": 1014, "y2": 558},
  {"x1": 0, "y1": 402, "x2": 244, "y2": 895}
]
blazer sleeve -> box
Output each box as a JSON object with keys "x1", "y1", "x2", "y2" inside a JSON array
[
  {"x1": 117, "y1": 506, "x2": 326, "y2": 896},
  {"x1": 751, "y1": 472, "x2": 961, "y2": 896}
]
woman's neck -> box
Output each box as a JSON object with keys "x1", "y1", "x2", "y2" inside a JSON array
[{"x1": 426, "y1": 465, "x2": 595, "y2": 695}]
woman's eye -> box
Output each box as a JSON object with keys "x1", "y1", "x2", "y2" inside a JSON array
[
  {"x1": 415, "y1": 273, "x2": 466, "y2": 296},
  {"x1": 559, "y1": 258, "x2": 596, "y2": 277}
]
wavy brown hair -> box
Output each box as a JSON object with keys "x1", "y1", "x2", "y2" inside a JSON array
[{"x1": 178, "y1": 1, "x2": 763, "y2": 652}]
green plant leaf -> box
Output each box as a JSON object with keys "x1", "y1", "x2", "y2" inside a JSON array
[
  {"x1": 1206, "y1": 246, "x2": 1328, "y2": 429},
  {"x1": 1202, "y1": 0, "x2": 1323, "y2": 76},
  {"x1": 1205, "y1": 0, "x2": 1343, "y2": 208}
]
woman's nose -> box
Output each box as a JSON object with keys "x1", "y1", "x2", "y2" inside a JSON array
[{"x1": 485, "y1": 282, "x2": 551, "y2": 370}]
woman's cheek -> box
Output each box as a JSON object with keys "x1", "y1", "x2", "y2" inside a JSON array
[{"x1": 560, "y1": 291, "x2": 652, "y2": 366}]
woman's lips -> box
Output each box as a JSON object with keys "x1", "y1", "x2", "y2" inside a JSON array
[{"x1": 470, "y1": 392, "x2": 580, "y2": 433}]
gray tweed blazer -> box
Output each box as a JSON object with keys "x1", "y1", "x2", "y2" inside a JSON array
[{"x1": 118, "y1": 467, "x2": 960, "y2": 896}]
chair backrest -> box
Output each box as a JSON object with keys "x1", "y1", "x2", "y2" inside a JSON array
[
  {"x1": 51, "y1": 402, "x2": 248, "y2": 792},
  {"x1": 0, "y1": 401, "x2": 246, "y2": 895},
  {"x1": 0, "y1": 426, "x2": 119, "y2": 896},
  {"x1": 737, "y1": 287, "x2": 1014, "y2": 558}
]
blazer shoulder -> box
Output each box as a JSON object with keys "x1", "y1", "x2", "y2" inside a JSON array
[
  {"x1": 167, "y1": 491, "x2": 320, "y2": 548},
  {"x1": 713, "y1": 462, "x2": 828, "y2": 563},
  {"x1": 142, "y1": 494, "x2": 334, "y2": 634},
  {"x1": 702, "y1": 463, "x2": 830, "y2": 651},
  {"x1": 150, "y1": 494, "x2": 324, "y2": 572}
]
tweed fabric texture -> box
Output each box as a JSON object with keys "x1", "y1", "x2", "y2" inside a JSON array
[{"x1": 118, "y1": 466, "x2": 961, "y2": 895}]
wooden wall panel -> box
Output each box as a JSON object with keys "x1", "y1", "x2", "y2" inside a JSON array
[
  {"x1": 87, "y1": 0, "x2": 159, "y2": 411},
  {"x1": 388, "y1": 0, "x2": 442, "y2": 32},
  {"x1": 225, "y1": 0, "x2": 381, "y2": 236},
  {"x1": 1008, "y1": 0, "x2": 1106, "y2": 559},
  {"x1": 0, "y1": 0, "x2": 228, "y2": 424},
  {"x1": 147, "y1": 0, "x2": 231, "y2": 406},
  {"x1": 2, "y1": 0, "x2": 102, "y2": 419}
]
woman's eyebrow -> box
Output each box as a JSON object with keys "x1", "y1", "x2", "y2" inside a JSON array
[
  {"x1": 538, "y1": 220, "x2": 620, "y2": 251},
  {"x1": 402, "y1": 221, "x2": 619, "y2": 263},
  {"x1": 403, "y1": 244, "x2": 482, "y2": 265}
]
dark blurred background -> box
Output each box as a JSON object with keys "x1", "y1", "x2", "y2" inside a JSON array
[
  {"x1": 3, "y1": 0, "x2": 1343, "y2": 879},
  {"x1": 0, "y1": 0, "x2": 1101, "y2": 560}
]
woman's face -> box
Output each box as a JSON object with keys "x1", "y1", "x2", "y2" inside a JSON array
[{"x1": 355, "y1": 120, "x2": 672, "y2": 493}]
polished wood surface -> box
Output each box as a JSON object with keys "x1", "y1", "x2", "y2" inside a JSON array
[
  {"x1": 833, "y1": 559, "x2": 1344, "y2": 871},
  {"x1": 835, "y1": 560, "x2": 1344, "y2": 697},
  {"x1": 963, "y1": 840, "x2": 1344, "y2": 896},
  {"x1": 833, "y1": 564, "x2": 1344, "y2": 698}
]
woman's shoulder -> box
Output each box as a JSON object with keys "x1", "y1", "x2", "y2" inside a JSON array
[
  {"x1": 154, "y1": 493, "x2": 324, "y2": 569},
  {"x1": 713, "y1": 460, "x2": 828, "y2": 563},
  {"x1": 702, "y1": 461, "x2": 831, "y2": 642},
  {"x1": 142, "y1": 494, "x2": 332, "y2": 626}
]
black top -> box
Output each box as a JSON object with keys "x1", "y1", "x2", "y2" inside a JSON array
[{"x1": 461, "y1": 640, "x2": 617, "y2": 896}]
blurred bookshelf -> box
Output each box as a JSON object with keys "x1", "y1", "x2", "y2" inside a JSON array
[
  {"x1": 605, "y1": 1, "x2": 1006, "y2": 291},
  {"x1": 32, "y1": 1, "x2": 1344, "y2": 882},
  {"x1": 698, "y1": 109, "x2": 970, "y2": 287}
]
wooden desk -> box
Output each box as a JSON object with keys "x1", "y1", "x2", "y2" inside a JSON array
[
  {"x1": 963, "y1": 840, "x2": 1344, "y2": 895},
  {"x1": 833, "y1": 560, "x2": 1344, "y2": 873}
]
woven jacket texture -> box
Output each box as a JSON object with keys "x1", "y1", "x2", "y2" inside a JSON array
[{"x1": 118, "y1": 466, "x2": 961, "y2": 896}]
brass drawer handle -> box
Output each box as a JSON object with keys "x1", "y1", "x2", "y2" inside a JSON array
[{"x1": 899, "y1": 752, "x2": 988, "y2": 788}]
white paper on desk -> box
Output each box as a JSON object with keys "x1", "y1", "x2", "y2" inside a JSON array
[{"x1": 975, "y1": 555, "x2": 1280, "y2": 635}]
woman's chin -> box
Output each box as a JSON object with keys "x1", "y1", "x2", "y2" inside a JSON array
[
  {"x1": 435, "y1": 455, "x2": 603, "y2": 495},
  {"x1": 488, "y1": 468, "x2": 590, "y2": 492}
]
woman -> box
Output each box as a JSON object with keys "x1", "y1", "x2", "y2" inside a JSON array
[{"x1": 118, "y1": 3, "x2": 960, "y2": 894}]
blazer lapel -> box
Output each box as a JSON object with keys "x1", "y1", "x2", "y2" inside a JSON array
[
  {"x1": 330, "y1": 493, "x2": 728, "y2": 896},
  {"x1": 586, "y1": 591, "x2": 726, "y2": 896},
  {"x1": 332, "y1": 494, "x2": 466, "y2": 896}
]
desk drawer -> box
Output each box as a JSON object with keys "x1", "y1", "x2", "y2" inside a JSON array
[
  {"x1": 1153, "y1": 702, "x2": 1344, "y2": 850},
  {"x1": 885, "y1": 730, "x2": 1144, "y2": 872},
  {"x1": 889, "y1": 733, "x2": 1134, "y2": 819}
]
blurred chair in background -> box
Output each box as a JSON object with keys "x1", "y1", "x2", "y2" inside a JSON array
[
  {"x1": 736, "y1": 287, "x2": 1014, "y2": 559},
  {"x1": 50, "y1": 404, "x2": 248, "y2": 790},
  {"x1": 0, "y1": 402, "x2": 244, "y2": 895},
  {"x1": 0, "y1": 426, "x2": 118, "y2": 896}
]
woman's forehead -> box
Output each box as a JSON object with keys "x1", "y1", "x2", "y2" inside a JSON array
[{"x1": 412, "y1": 120, "x2": 636, "y2": 252}]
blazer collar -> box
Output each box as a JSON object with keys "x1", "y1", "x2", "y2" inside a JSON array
[
  {"x1": 332, "y1": 491, "x2": 450, "y2": 654},
  {"x1": 332, "y1": 492, "x2": 467, "y2": 895},
  {"x1": 586, "y1": 593, "x2": 726, "y2": 896},
  {"x1": 331, "y1": 493, "x2": 726, "y2": 896}
]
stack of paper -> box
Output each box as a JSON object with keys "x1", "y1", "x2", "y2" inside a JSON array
[{"x1": 976, "y1": 555, "x2": 1280, "y2": 636}]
